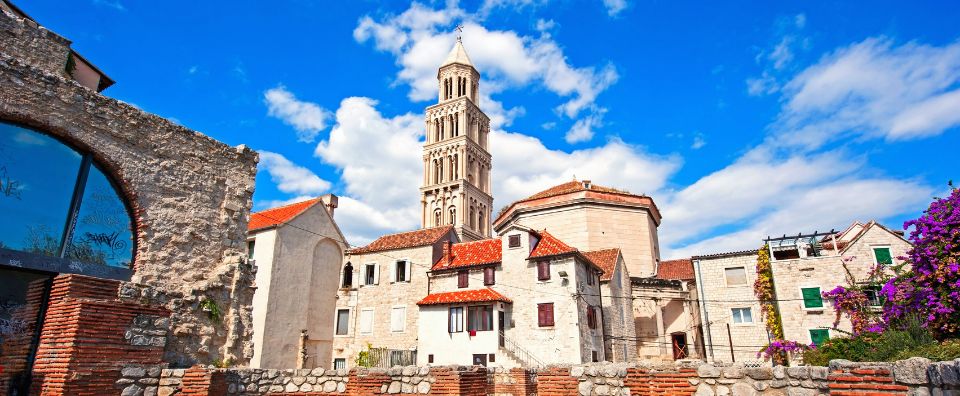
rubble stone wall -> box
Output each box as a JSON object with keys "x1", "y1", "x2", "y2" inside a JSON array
[{"x1": 0, "y1": 8, "x2": 259, "y2": 368}]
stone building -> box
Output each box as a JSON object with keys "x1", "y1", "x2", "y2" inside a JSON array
[
  {"x1": 493, "y1": 179, "x2": 663, "y2": 278},
  {"x1": 415, "y1": 227, "x2": 610, "y2": 367},
  {"x1": 632, "y1": 259, "x2": 702, "y2": 361},
  {"x1": 247, "y1": 196, "x2": 346, "y2": 369},
  {"x1": 581, "y1": 248, "x2": 638, "y2": 363},
  {"x1": 420, "y1": 39, "x2": 493, "y2": 242},
  {"x1": 692, "y1": 220, "x2": 912, "y2": 364},
  {"x1": 0, "y1": 2, "x2": 258, "y2": 393}
]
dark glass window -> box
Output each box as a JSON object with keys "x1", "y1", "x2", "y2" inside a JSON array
[
  {"x1": 467, "y1": 305, "x2": 493, "y2": 331},
  {"x1": 247, "y1": 240, "x2": 255, "y2": 259},
  {"x1": 335, "y1": 309, "x2": 349, "y2": 335},
  {"x1": 0, "y1": 122, "x2": 134, "y2": 279},
  {"x1": 448, "y1": 307, "x2": 464, "y2": 333},
  {"x1": 342, "y1": 263, "x2": 353, "y2": 288}
]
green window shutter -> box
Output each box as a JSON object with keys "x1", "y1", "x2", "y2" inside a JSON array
[
  {"x1": 810, "y1": 329, "x2": 830, "y2": 346},
  {"x1": 874, "y1": 247, "x2": 893, "y2": 265},
  {"x1": 801, "y1": 287, "x2": 823, "y2": 309}
]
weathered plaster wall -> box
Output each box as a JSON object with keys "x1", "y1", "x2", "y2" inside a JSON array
[
  {"x1": 601, "y1": 257, "x2": 638, "y2": 363},
  {"x1": 0, "y1": 9, "x2": 259, "y2": 367},
  {"x1": 695, "y1": 252, "x2": 769, "y2": 364}
]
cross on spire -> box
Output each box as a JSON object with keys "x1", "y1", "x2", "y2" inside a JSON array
[{"x1": 455, "y1": 24, "x2": 464, "y2": 42}]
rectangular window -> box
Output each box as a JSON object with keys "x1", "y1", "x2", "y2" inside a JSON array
[
  {"x1": 537, "y1": 261, "x2": 551, "y2": 281},
  {"x1": 394, "y1": 260, "x2": 410, "y2": 283},
  {"x1": 467, "y1": 305, "x2": 493, "y2": 331},
  {"x1": 333, "y1": 358, "x2": 346, "y2": 370},
  {"x1": 731, "y1": 307, "x2": 753, "y2": 324},
  {"x1": 538, "y1": 303, "x2": 555, "y2": 327},
  {"x1": 448, "y1": 307, "x2": 464, "y2": 333},
  {"x1": 359, "y1": 308, "x2": 374, "y2": 334},
  {"x1": 428, "y1": 354, "x2": 434, "y2": 363},
  {"x1": 586, "y1": 268, "x2": 595, "y2": 286},
  {"x1": 335, "y1": 309, "x2": 350, "y2": 335},
  {"x1": 484, "y1": 267, "x2": 495, "y2": 285},
  {"x1": 873, "y1": 247, "x2": 893, "y2": 265},
  {"x1": 365, "y1": 264, "x2": 378, "y2": 285},
  {"x1": 810, "y1": 329, "x2": 830, "y2": 346},
  {"x1": 458, "y1": 271, "x2": 469, "y2": 288},
  {"x1": 592, "y1": 351, "x2": 599, "y2": 362},
  {"x1": 247, "y1": 240, "x2": 255, "y2": 259},
  {"x1": 391, "y1": 306, "x2": 406, "y2": 332},
  {"x1": 724, "y1": 267, "x2": 747, "y2": 286},
  {"x1": 508, "y1": 234, "x2": 521, "y2": 248},
  {"x1": 865, "y1": 286, "x2": 884, "y2": 307},
  {"x1": 801, "y1": 287, "x2": 824, "y2": 309},
  {"x1": 587, "y1": 306, "x2": 597, "y2": 329},
  {"x1": 488, "y1": 354, "x2": 495, "y2": 363}
]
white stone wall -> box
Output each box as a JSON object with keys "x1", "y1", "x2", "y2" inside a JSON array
[
  {"x1": 416, "y1": 304, "x2": 503, "y2": 366},
  {"x1": 250, "y1": 229, "x2": 278, "y2": 368},
  {"x1": 600, "y1": 257, "x2": 637, "y2": 363},
  {"x1": 694, "y1": 252, "x2": 769, "y2": 364}
]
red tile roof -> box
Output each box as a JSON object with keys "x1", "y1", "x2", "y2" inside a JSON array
[
  {"x1": 494, "y1": 180, "x2": 661, "y2": 226},
  {"x1": 528, "y1": 230, "x2": 578, "y2": 259},
  {"x1": 656, "y1": 259, "x2": 695, "y2": 281},
  {"x1": 523, "y1": 180, "x2": 629, "y2": 202},
  {"x1": 248, "y1": 198, "x2": 320, "y2": 232},
  {"x1": 416, "y1": 288, "x2": 512, "y2": 306},
  {"x1": 433, "y1": 238, "x2": 502, "y2": 271},
  {"x1": 582, "y1": 248, "x2": 621, "y2": 281},
  {"x1": 347, "y1": 225, "x2": 454, "y2": 255}
]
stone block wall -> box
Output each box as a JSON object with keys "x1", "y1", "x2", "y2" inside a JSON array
[{"x1": 491, "y1": 367, "x2": 537, "y2": 396}]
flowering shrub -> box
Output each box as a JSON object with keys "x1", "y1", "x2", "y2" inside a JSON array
[
  {"x1": 882, "y1": 186, "x2": 960, "y2": 339},
  {"x1": 758, "y1": 339, "x2": 812, "y2": 360},
  {"x1": 754, "y1": 245, "x2": 788, "y2": 364},
  {"x1": 820, "y1": 259, "x2": 889, "y2": 335}
]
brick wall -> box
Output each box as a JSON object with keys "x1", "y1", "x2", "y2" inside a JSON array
[
  {"x1": 492, "y1": 367, "x2": 537, "y2": 396},
  {"x1": 536, "y1": 366, "x2": 578, "y2": 396},
  {"x1": 624, "y1": 366, "x2": 697, "y2": 395},
  {"x1": 29, "y1": 274, "x2": 170, "y2": 395}
]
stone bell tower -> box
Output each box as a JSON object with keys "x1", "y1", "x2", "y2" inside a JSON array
[{"x1": 420, "y1": 38, "x2": 493, "y2": 241}]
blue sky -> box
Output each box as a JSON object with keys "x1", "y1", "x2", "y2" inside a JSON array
[{"x1": 19, "y1": 0, "x2": 960, "y2": 258}]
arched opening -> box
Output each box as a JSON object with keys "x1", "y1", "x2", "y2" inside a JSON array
[
  {"x1": 470, "y1": 206, "x2": 476, "y2": 229},
  {"x1": 449, "y1": 206, "x2": 456, "y2": 225},
  {"x1": 0, "y1": 121, "x2": 135, "y2": 280},
  {"x1": 478, "y1": 209, "x2": 485, "y2": 235},
  {"x1": 341, "y1": 262, "x2": 353, "y2": 288},
  {"x1": 434, "y1": 209, "x2": 442, "y2": 227}
]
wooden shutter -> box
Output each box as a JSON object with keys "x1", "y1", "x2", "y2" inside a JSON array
[
  {"x1": 587, "y1": 306, "x2": 595, "y2": 329},
  {"x1": 389, "y1": 262, "x2": 397, "y2": 283},
  {"x1": 801, "y1": 287, "x2": 823, "y2": 309},
  {"x1": 538, "y1": 303, "x2": 554, "y2": 327},
  {"x1": 373, "y1": 263, "x2": 380, "y2": 285},
  {"x1": 484, "y1": 267, "x2": 495, "y2": 285},
  {"x1": 538, "y1": 261, "x2": 550, "y2": 281},
  {"x1": 458, "y1": 271, "x2": 468, "y2": 288},
  {"x1": 404, "y1": 260, "x2": 411, "y2": 282},
  {"x1": 810, "y1": 329, "x2": 829, "y2": 346},
  {"x1": 874, "y1": 247, "x2": 893, "y2": 265}
]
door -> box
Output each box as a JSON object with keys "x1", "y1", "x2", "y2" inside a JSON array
[
  {"x1": 671, "y1": 333, "x2": 689, "y2": 360},
  {"x1": 498, "y1": 311, "x2": 505, "y2": 347},
  {"x1": 472, "y1": 354, "x2": 487, "y2": 367},
  {"x1": 0, "y1": 267, "x2": 52, "y2": 396}
]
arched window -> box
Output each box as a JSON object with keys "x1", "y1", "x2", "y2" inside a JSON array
[
  {"x1": 469, "y1": 206, "x2": 476, "y2": 229},
  {"x1": 438, "y1": 160, "x2": 444, "y2": 183},
  {"x1": 453, "y1": 113, "x2": 459, "y2": 137},
  {"x1": 449, "y1": 207, "x2": 456, "y2": 225},
  {"x1": 342, "y1": 262, "x2": 353, "y2": 288},
  {"x1": 478, "y1": 210, "x2": 485, "y2": 235},
  {"x1": 434, "y1": 209, "x2": 442, "y2": 227},
  {"x1": 435, "y1": 119, "x2": 440, "y2": 142},
  {"x1": 452, "y1": 154, "x2": 459, "y2": 180},
  {"x1": 0, "y1": 121, "x2": 135, "y2": 279}
]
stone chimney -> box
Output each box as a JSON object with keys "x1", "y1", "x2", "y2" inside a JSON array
[
  {"x1": 582, "y1": 180, "x2": 592, "y2": 189},
  {"x1": 442, "y1": 240, "x2": 452, "y2": 265},
  {"x1": 320, "y1": 194, "x2": 338, "y2": 217}
]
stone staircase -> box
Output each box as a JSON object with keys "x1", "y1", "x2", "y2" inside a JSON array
[{"x1": 497, "y1": 331, "x2": 544, "y2": 368}]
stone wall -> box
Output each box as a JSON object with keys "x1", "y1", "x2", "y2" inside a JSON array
[
  {"x1": 1, "y1": 8, "x2": 259, "y2": 367},
  {"x1": 123, "y1": 358, "x2": 960, "y2": 395}
]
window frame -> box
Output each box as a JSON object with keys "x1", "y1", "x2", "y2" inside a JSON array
[
  {"x1": 390, "y1": 305, "x2": 407, "y2": 333},
  {"x1": 537, "y1": 261, "x2": 551, "y2": 281},
  {"x1": 508, "y1": 234, "x2": 521, "y2": 248},
  {"x1": 392, "y1": 259, "x2": 411, "y2": 283},
  {"x1": 724, "y1": 266, "x2": 748, "y2": 287},
  {"x1": 731, "y1": 307, "x2": 753, "y2": 325},
  {"x1": 359, "y1": 308, "x2": 374, "y2": 335},
  {"x1": 809, "y1": 328, "x2": 830, "y2": 346},
  {"x1": 483, "y1": 267, "x2": 495, "y2": 286},
  {"x1": 871, "y1": 246, "x2": 894, "y2": 266},
  {"x1": 467, "y1": 305, "x2": 493, "y2": 332},
  {"x1": 448, "y1": 306, "x2": 464, "y2": 333},
  {"x1": 864, "y1": 285, "x2": 884, "y2": 307},
  {"x1": 586, "y1": 305, "x2": 597, "y2": 329},
  {"x1": 800, "y1": 286, "x2": 824, "y2": 310},
  {"x1": 457, "y1": 270, "x2": 469, "y2": 288},
  {"x1": 333, "y1": 358, "x2": 346, "y2": 370},
  {"x1": 364, "y1": 263, "x2": 379, "y2": 286},
  {"x1": 335, "y1": 308, "x2": 351, "y2": 336},
  {"x1": 537, "y1": 303, "x2": 555, "y2": 327}
]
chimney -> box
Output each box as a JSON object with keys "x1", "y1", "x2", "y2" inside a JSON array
[
  {"x1": 582, "y1": 180, "x2": 592, "y2": 189},
  {"x1": 442, "y1": 240, "x2": 452, "y2": 265},
  {"x1": 320, "y1": 194, "x2": 338, "y2": 217}
]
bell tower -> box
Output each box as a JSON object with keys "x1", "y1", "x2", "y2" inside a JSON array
[{"x1": 420, "y1": 38, "x2": 493, "y2": 241}]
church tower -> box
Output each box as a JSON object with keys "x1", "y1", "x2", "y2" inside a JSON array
[{"x1": 420, "y1": 39, "x2": 493, "y2": 241}]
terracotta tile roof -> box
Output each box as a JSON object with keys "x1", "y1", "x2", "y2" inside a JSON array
[
  {"x1": 248, "y1": 198, "x2": 320, "y2": 232},
  {"x1": 416, "y1": 288, "x2": 512, "y2": 306},
  {"x1": 494, "y1": 180, "x2": 661, "y2": 227},
  {"x1": 433, "y1": 238, "x2": 502, "y2": 271},
  {"x1": 347, "y1": 225, "x2": 454, "y2": 255},
  {"x1": 656, "y1": 259, "x2": 695, "y2": 281},
  {"x1": 523, "y1": 180, "x2": 629, "y2": 202},
  {"x1": 528, "y1": 230, "x2": 579, "y2": 259},
  {"x1": 582, "y1": 248, "x2": 621, "y2": 281}
]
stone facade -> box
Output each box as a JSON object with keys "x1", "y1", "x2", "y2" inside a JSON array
[
  {"x1": 599, "y1": 254, "x2": 638, "y2": 363},
  {"x1": 0, "y1": 4, "x2": 258, "y2": 388},
  {"x1": 632, "y1": 277, "x2": 701, "y2": 361}
]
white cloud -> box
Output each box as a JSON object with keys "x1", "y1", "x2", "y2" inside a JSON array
[
  {"x1": 264, "y1": 86, "x2": 334, "y2": 142},
  {"x1": 353, "y1": 4, "x2": 618, "y2": 123},
  {"x1": 564, "y1": 111, "x2": 603, "y2": 143},
  {"x1": 257, "y1": 151, "x2": 331, "y2": 195},
  {"x1": 769, "y1": 37, "x2": 795, "y2": 70},
  {"x1": 92, "y1": 0, "x2": 125, "y2": 11},
  {"x1": 746, "y1": 72, "x2": 779, "y2": 96},
  {"x1": 773, "y1": 38, "x2": 960, "y2": 146},
  {"x1": 602, "y1": 0, "x2": 628, "y2": 16},
  {"x1": 691, "y1": 134, "x2": 706, "y2": 149}
]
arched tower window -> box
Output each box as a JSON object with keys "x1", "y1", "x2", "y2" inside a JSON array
[
  {"x1": 438, "y1": 160, "x2": 444, "y2": 183},
  {"x1": 435, "y1": 119, "x2": 441, "y2": 142},
  {"x1": 0, "y1": 121, "x2": 135, "y2": 280},
  {"x1": 452, "y1": 154, "x2": 459, "y2": 179},
  {"x1": 453, "y1": 113, "x2": 459, "y2": 137},
  {"x1": 449, "y1": 206, "x2": 456, "y2": 225},
  {"x1": 478, "y1": 209, "x2": 485, "y2": 235},
  {"x1": 469, "y1": 206, "x2": 476, "y2": 229},
  {"x1": 434, "y1": 209, "x2": 442, "y2": 227},
  {"x1": 342, "y1": 262, "x2": 353, "y2": 288}
]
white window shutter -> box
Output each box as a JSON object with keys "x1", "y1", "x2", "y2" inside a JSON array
[
  {"x1": 373, "y1": 263, "x2": 380, "y2": 285},
  {"x1": 390, "y1": 262, "x2": 397, "y2": 283},
  {"x1": 404, "y1": 261, "x2": 411, "y2": 282},
  {"x1": 360, "y1": 309, "x2": 373, "y2": 334}
]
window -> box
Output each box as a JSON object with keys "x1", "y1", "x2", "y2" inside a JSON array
[
  {"x1": 537, "y1": 261, "x2": 551, "y2": 281},
  {"x1": 449, "y1": 207, "x2": 456, "y2": 225},
  {"x1": 538, "y1": 303, "x2": 555, "y2": 327},
  {"x1": 391, "y1": 306, "x2": 406, "y2": 332},
  {"x1": 586, "y1": 306, "x2": 597, "y2": 329},
  {"x1": 724, "y1": 267, "x2": 747, "y2": 286},
  {"x1": 865, "y1": 286, "x2": 884, "y2": 307},
  {"x1": 488, "y1": 354, "x2": 495, "y2": 363},
  {"x1": 359, "y1": 309, "x2": 374, "y2": 334},
  {"x1": 458, "y1": 271, "x2": 469, "y2": 288},
  {"x1": 393, "y1": 260, "x2": 410, "y2": 283},
  {"x1": 801, "y1": 287, "x2": 824, "y2": 309},
  {"x1": 247, "y1": 240, "x2": 255, "y2": 259},
  {"x1": 448, "y1": 307, "x2": 464, "y2": 333},
  {"x1": 467, "y1": 305, "x2": 493, "y2": 331},
  {"x1": 0, "y1": 122, "x2": 135, "y2": 278},
  {"x1": 508, "y1": 234, "x2": 521, "y2": 248},
  {"x1": 428, "y1": 354, "x2": 434, "y2": 363},
  {"x1": 810, "y1": 329, "x2": 830, "y2": 346},
  {"x1": 873, "y1": 247, "x2": 893, "y2": 265},
  {"x1": 434, "y1": 209, "x2": 442, "y2": 226},
  {"x1": 483, "y1": 267, "x2": 495, "y2": 285},
  {"x1": 364, "y1": 263, "x2": 379, "y2": 285},
  {"x1": 592, "y1": 351, "x2": 599, "y2": 362},
  {"x1": 731, "y1": 308, "x2": 753, "y2": 324},
  {"x1": 335, "y1": 309, "x2": 350, "y2": 335},
  {"x1": 586, "y1": 269, "x2": 595, "y2": 286},
  {"x1": 333, "y1": 358, "x2": 346, "y2": 370},
  {"x1": 341, "y1": 263, "x2": 353, "y2": 288}
]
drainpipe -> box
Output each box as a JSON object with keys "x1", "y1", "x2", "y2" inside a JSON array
[{"x1": 693, "y1": 258, "x2": 714, "y2": 363}]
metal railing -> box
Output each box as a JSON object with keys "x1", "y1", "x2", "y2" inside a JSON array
[{"x1": 498, "y1": 331, "x2": 544, "y2": 368}]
